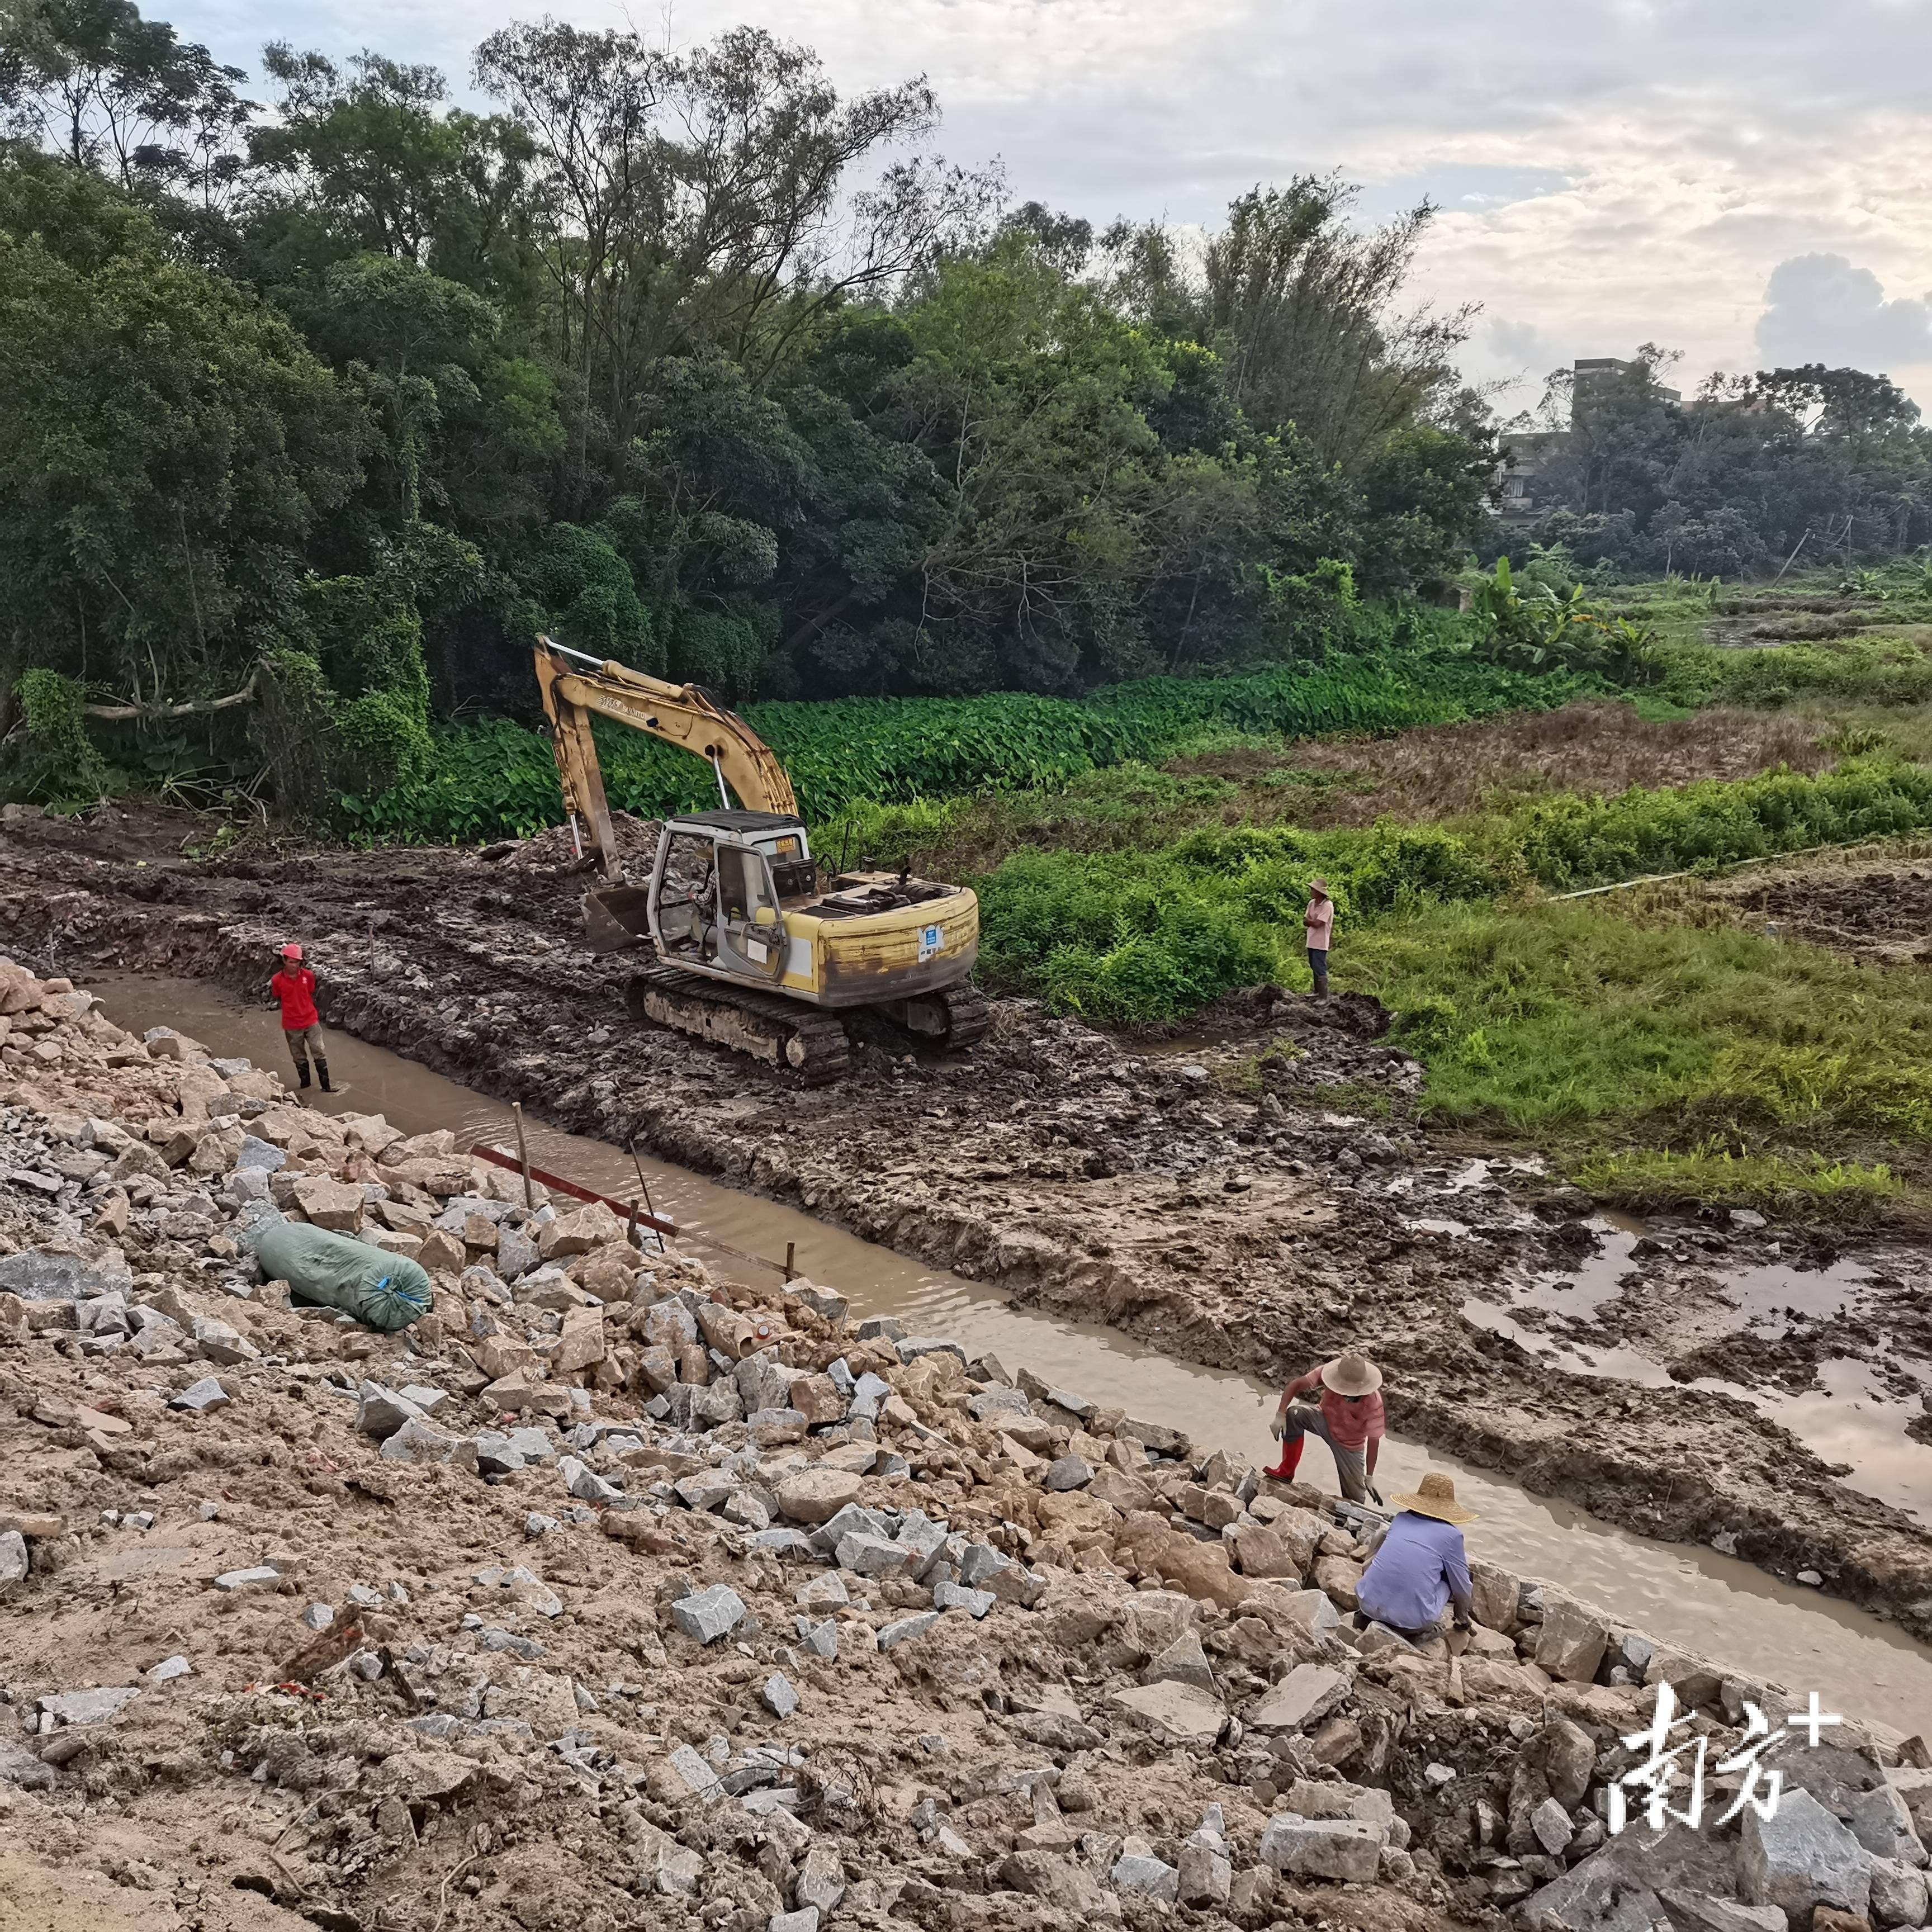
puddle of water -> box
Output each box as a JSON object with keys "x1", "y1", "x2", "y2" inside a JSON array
[
  {"x1": 1482, "y1": 1220, "x2": 1925, "y2": 1522},
  {"x1": 1518, "y1": 1226, "x2": 1642, "y2": 1320},
  {"x1": 86, "y1": 972, "x2": 1932, "y2": 1735},
  {"x1": 1462, "y1": 1298, "x2": 1682, "y2": 1390},
  {"x1": 1465, "y1": 1290, "x2": 1932, "y2": 1521},
  {"x1": 1527, "y1": 1221, "x2": 1870, "y2": 1334},
  {"x1": 1725, "y1": 1256, "x2": 1871, "y2": 1326},
  {"x1": 1763, "y1": 1358, "x2": 1932, "y2": 1523}
]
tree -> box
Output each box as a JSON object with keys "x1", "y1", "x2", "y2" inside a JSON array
[
  {"x1": 995, "y1": 200, "x2": 1092, "y2": 277},
  {"x1": 1521, "y1": 352, "x2": 1932, "y2": 569},
  {"x1": 280, "y1": 250, "x2": 561, "y2": 531},
  {"x1": 1537, "y1": 346, "x2": 1685, "y2": 524},
  {"x1": 472, "y1": 21, "x2": 996, "y2": 496},
  {"x1": 600, "y1": 353, "x2": 807, "y2": 691},
  {"x1": 0, "y1": 155, "x2": 367, "y2": 719},
  {"x1": 1746, "y1": 365, "x2": 1930, "y2": 557},
  {"x1": 244, "y1": 45, "x2": 536, "y2": 299},
  {"x1": 1109, "y1": 177, "x2": 1475, "y2": 472},
  {"x1": 1, "y1": 0, "x2": 250, "y2": 202},
  {"x1": 1352, "y1": 425, "x2": 1498, "y2": 594}
]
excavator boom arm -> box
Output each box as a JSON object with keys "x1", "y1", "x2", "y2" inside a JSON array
[{"x1": 534, "y1": 638, "x2": 797, "y2": 878}]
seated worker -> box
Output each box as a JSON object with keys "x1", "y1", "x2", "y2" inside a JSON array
[{"x1": 1354, "y1": 1471, "x2": 1476, "y2": 1643}]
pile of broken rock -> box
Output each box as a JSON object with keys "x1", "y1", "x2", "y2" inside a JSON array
[{"x1": 0, "y1": 951, "x2": 1924, "y2": 1932}]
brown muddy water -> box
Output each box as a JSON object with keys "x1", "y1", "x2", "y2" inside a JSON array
[
  {"x1": 92, "y1": 972, "x2": 1932, "y2": 1735},
  {"x1": 1464, "y1": 1224, "x2": 1932, "y2": 1530}
]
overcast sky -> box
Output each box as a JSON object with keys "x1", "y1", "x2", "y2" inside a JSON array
[{"x1": 164, "y1": 0, "x2": 1932, "y2": 410}]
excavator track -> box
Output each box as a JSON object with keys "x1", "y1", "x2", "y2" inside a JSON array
[
  {"x1": 934, "y1": 982, "x2": 993, "y2": 1050},
  {"x1": 625, "y1": 963, "x2": 853, "y2": 1086},
  {"x1": 624, "y1": 965, "x2": 992, "y2": 1082}
]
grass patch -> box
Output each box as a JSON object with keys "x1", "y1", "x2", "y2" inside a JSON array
[
  {"x1": 1343, "y1": 898, "x2": 1932, "y2": 1204},
  {"x1": 971, "y1": 759, "x2": 1932, "y2": 1025},
  {"x1": 1570, "y1": 1144, "x2": 1906, "y2": 1223}
]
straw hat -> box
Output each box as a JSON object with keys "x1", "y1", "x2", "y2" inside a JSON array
[
  {"x1": 1318, "y1": 1352, "x2": 1381, "y2": 1397},
  {"x1": 1388, "y1": 1471, "x2": 1477, "y2": 1525},
  {"x1": 1309, "y1": 876, "x2": 1330, "y2": 894}
]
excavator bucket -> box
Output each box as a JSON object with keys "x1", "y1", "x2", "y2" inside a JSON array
[{"x1": 581, "y1": 885, "x2": 654, "y2": 956}]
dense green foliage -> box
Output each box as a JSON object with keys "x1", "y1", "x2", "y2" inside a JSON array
[
  {"x1": 1658, "y1": 633, "x2": 1932, "y2": 712},
  {"x1": 349, "y1": 644, "x2": 1587, "y2": 839},
  {"x1": 1508, "y1": 349, "x2": 1932, "y2": 578},
  {"x1": 0, "y1": 3, "x2": 1504, "y2": 806},
  {"x1": 973, "y1": 759, "x2": 1932, "y2": 1025}
]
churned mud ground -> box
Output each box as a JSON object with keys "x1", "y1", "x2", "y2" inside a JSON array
[
  {"x1": 4, "y1": 806, "x2": 1932, "y2": 1645},
  {"x1": 1692, "y1": 847, "x2": 1932, "y2": 968}
]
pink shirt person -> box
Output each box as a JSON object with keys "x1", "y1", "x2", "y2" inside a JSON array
[{"x1": 1304, "y1": 878, "x2": 1334, "y2": 996}]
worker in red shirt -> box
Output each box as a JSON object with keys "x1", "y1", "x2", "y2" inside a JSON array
[
  {"x1": 269, "y1": 943, "x2": 333, "y2": 1092},
  {"x1": 1266, "y1": 1352, "x2": 1385, "y2": 1503}
]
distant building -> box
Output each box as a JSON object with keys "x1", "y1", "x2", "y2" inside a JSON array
[
  {"x1": 1497, "y1": 357, "x2": 1681, "y2": 520},
  {"x1": 1497, "y1": 428, "x2": 1564, "y2": 521},
  {"x1": 1571, "y1": 357, "x2": 1682, "y2": 411}
]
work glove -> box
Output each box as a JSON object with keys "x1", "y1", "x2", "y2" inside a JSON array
[{"x1": 1268, "y1": 1412, "x2": 1287, "y2": 1441}]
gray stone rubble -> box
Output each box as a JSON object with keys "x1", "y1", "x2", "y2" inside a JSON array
[{"x1": 0, "y1": 951, "x2": 1922, "y2": 1930}]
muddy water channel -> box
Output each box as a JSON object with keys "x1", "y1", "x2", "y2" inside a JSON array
[{"x1": 93, "y1": 972, "x2": 1932, "y2": 1735}]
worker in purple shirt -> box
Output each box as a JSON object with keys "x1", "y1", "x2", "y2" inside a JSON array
[{"x1": 1354, "y1": 1471, "x2": 1477, "y2": 1641}]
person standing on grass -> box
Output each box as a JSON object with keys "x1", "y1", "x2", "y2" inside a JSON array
[
  {"x1": 1304, "y1": 877, "x2": 1334, "y2": 998},
  {"x1": 269, "y1": 943, "x2": 334, "y2": 1093},
  {"x1": 1266, "y1": 1351, "x2": 1384, "y2": 1502}
]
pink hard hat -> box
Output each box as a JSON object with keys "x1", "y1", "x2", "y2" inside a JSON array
[{"x1": 280, "y1": 943, "x2": 304, "y2": 960}]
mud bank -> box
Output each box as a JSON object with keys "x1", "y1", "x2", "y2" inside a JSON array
[
  {"x1": 85, "y1": 968, "x2": 1932, "y2": 1735},
  {"x1": 4, "y1": 811, "x2": 1932, "y2": 1649}
]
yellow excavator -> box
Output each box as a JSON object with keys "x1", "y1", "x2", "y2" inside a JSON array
[{"x1": 533, "y1": 637, "x2": 988, "y2": 1083}]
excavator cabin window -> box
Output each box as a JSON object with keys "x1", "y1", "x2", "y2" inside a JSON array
[
  {"x1": 656, "y1": 831, "x2": 716, "y2": 953},
  {"x1": 716, "y1": 845, "x2": 776, "y2": 926}
]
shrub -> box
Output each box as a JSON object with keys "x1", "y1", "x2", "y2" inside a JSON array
[
  {"x1": 4, "y1": 667, "x2": 111, "y2": 803},
  {"x1": 973, "y1": 760, "x2": 1932, "y2": 1024}
]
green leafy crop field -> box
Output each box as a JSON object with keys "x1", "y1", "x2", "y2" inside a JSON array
[{"x1": 348, "y1": 651, "x2": 1588, "y2": 842}]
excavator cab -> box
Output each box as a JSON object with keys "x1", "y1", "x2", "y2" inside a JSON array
[
  {"x1": 647, "y1": 810, "x2": 806, "y2": 984},
  {"x1": 534, "y1": 637, "x2": 988, "y2": 1081}
]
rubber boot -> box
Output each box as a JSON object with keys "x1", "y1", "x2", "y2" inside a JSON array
[
  {"x1": 1263, "y1": 1434, "x2": 1304, "y2": 1483},
  {"x1": 296, "y1": 1062, "x2": 311, "y2": 1090},
  {"x1": 316, "y1": 1057, "x2": 335, "y2": 1094}
]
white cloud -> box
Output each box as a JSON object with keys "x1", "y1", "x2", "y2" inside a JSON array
[
  {"x1": 1754, "y1": 254, "x2": 1932, "y2": 373},
  {"x1": 1457, "y1": 318, "x2": 1569, "y2": 415},
  {"x1": 153, "y1": 0, "x2": 1932, "y2": 404}
]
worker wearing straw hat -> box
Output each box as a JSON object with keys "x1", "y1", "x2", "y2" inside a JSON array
[
  {"x1": 1304, "y1": 877, "x2": 1334, "y2": 998},
  {"x1": 1266, "y1": 1352, "x2": 1384, "y2": 1502},
  {"x1": 1353, "y1": 1472, "x2": 1478, "y2": 1643}
]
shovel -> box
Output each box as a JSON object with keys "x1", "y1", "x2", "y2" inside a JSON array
[{"x1": 1445, "y1": 1622, "x2": 1470, "y2": 1706}]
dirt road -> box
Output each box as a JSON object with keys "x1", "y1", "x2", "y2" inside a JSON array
[{"x1": 5, "y1": 806, "x2": 1932, "y2": 1644}]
